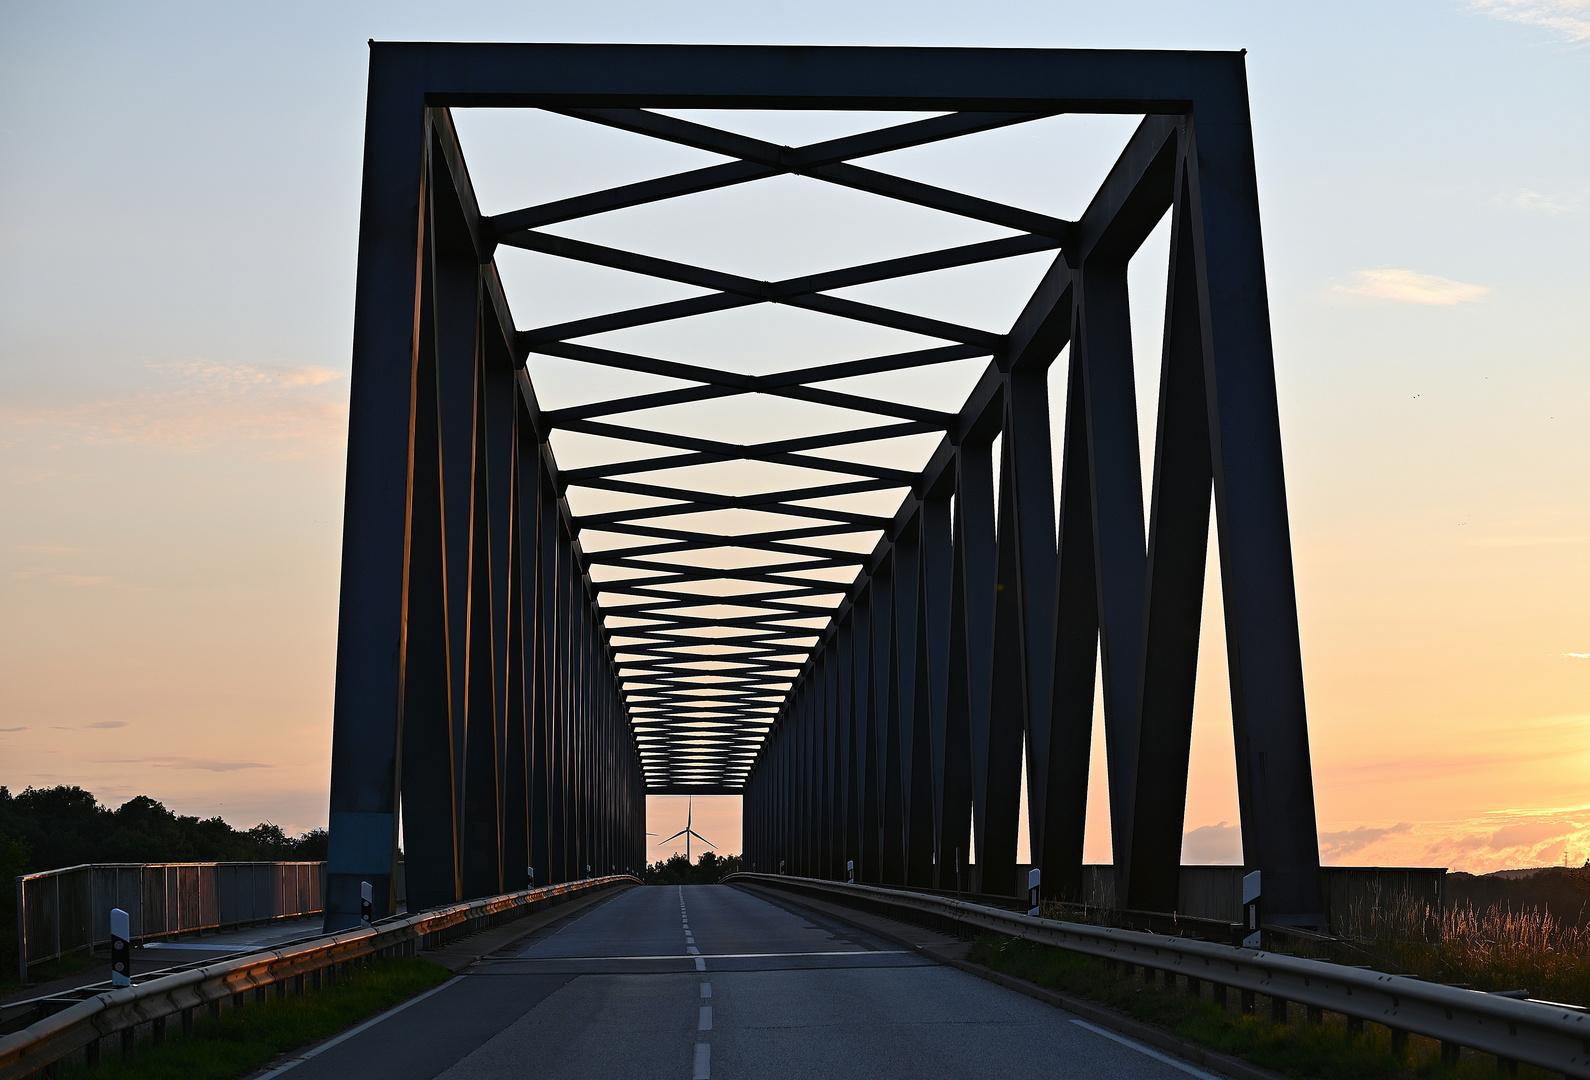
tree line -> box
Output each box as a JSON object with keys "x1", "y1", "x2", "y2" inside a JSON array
[
  {"x1": 0, "y1": 784, "x2": 328, "y2": 879},
  {"x1": 642, "y1": 851, "x2": 742, "y2": 885}
]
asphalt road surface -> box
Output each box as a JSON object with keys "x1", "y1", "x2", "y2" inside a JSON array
[{"x1": 266, "y1": 884, "x2": 1225, "y2": 1080}]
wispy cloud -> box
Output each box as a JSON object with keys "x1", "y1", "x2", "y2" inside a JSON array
[
  {"x1": 1322, "y1": 805, "x2": 1590, "y2": 873},
  {"x1": 55, "y1": 721, "x2": 130, "y2": 730},
  {"x1": 1466, "y1": 0, "x2": 1590, "y2": 42},
  {"x1": 102, "y1": 755, "x2": 271, "y2": 772},
  {"x1": 1562, "y1": 652, "x2": 1590, "y2": 659},
  {"x1": 1335, "y1": 268, "x2": 1491, "y2": 305},
  {"x1": 1321, "y1": 822, "x2": 1412, "y2": 860},
  {"x1": 148, "y1": 757, "x2": 271, "y2": 772},
  {"x1": 4, "y1": 359, "x2": 347, "y2": 458},
  {"x1": 0, "y1": 727, "x2": 27, "y2": 733},
  {"x1": 1503, "y1": 188, "x2": 1589, "y2": 213},
  {"x1": 13, "y1": 570, "x2": 120, "y2": 588}
]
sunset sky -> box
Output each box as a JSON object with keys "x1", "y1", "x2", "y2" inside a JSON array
[{"x1": 1, "y1": 0, "x2": 1586, "y2": 876}]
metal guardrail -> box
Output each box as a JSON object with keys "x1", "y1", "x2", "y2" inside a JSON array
[
  {"x1": 0, "y1": 875, "x2": 638, "y2": 1079},
  {"x1": 15, "y1": 862, "x2": 327, "y2": 980},
  {"x1": 730, "y1": 873, "x2": 1590, "y2": 1078}
]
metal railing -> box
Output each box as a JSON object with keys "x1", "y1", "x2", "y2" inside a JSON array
[
  {"x1": 14, "y1": 862, "x2": 328, "y2": 980},
  {"x1": 730, "y1": 873, "x2": 1590, "y2": 1078},
  {"x1": 0, "y1": 875, "x2": 637, "y2": 1079}
]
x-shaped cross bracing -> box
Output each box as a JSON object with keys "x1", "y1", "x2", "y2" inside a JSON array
[{"x1": 496, "y1": 105, "x2": 1074, "y2": 789}]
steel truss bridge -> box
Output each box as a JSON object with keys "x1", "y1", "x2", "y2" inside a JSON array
[{"x1": 324, "y1": 42, "x2": 1323, "y2": 935}]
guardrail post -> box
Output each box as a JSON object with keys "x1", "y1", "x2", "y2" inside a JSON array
[
  {"x1": 1240, "y1": 988, "x2": 1255, "y2": 1014},
  {"x1": 152, "y1": 1016, "x2": 165, "y2": 1046},
  {"x1": 182, "y1": 1007, "x2": 194, "y2": 1036},
  {"x1": 85, "y1": 1037, "x2": 100, "y2": 1066},
  {"x1": 1390, "y1": 1028, "x2": 1406, "y2": 1056},
  {"x1": 1270, "y1": 996, "x2": 1287, "y2": 1023},
  {"x1": 119, "y1": 1026, "x2": 134, "y2": 1063}
]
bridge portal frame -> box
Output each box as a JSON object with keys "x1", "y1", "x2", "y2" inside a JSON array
[{"x1": 323, "y1": 43, "x2": 1324, "y2": 931}]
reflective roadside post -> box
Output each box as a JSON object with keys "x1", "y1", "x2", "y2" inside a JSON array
[
  {"x1": 1027, "y1": 868, "x2": 1042, "y2": 917},
  {"x1": 527, "y1": 866, "x2": 535, "y2": 889},
  {"x1": 1241, "y1": 871, "x2": 1262, "y2": 948},
  {"x1": 846, "y1": 859, "x2": 855, "y2": 884},
  {"x1": 360, "y1": 881, "x2": 373, "y2": 925},
  {"x1": 110, "y1": 908, "x2": 131, "y2": 988}
]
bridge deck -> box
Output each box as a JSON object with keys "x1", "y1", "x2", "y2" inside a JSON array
[{"x1": 272, "y1": 884, "x2": 1219, "y2": 1080}]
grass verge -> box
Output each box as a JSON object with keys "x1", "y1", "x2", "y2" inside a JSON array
[
  {"x1": 968, "y1": 934, "x2": 1558, "y2": 1080},
  {"x1": 60, "y1": 957, "x2": 449, "y2": 1080}
]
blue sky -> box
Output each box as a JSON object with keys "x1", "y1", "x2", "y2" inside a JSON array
[{"x1": 1, "y1": 0, "x2": 1586, "y2": 870}]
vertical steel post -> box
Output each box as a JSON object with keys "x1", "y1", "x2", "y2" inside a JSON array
[{"x1": 325, "y1": 56, "x2": 426, "y2": 930}]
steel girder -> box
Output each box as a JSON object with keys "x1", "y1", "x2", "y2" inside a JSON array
[{"x1": 323, "y1": 43, "x2": 1324, "y2": 930}]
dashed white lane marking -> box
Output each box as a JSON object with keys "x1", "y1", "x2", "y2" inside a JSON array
[
  {"x1": 692, "y1": 1042, "x2": 711, "y2": 1079},
  {"x1": 253, "y1": 978, "x2": 460, "y2": 1077},
  {"x1": 700, "y1": 982, "x2": 711, "y2": 998},
  {"x1": 695, "y1": 957, "x2": 706, "y2": 971},
  {"x1": 698, "y1": 1005, "x2": 712, "y2": 1030},
  {"x1": 1069, "y1": 1020, "x2": 1226, "y2": 1080},
  {"x1": 687, "y1": 946, "x2": 700, "y2": 954}
]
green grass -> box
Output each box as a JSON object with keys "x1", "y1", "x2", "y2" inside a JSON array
[
  {"x1": 968, "y1": 934, "x2": 1557, "y2": 1080},
  {"x1": 60, "y1": 957, "x2": 449, "y2": 1080}
]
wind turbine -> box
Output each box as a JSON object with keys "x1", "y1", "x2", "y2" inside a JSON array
[{"x1": 659, "y1": 796, "x2": 715, "y2": 862}]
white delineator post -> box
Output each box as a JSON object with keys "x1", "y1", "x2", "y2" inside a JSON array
[
  {"x1": 109, "y1": 907, "x2": 131, "y2": 988},
  {"x1": 846, "y1": 860, "x2": 855, "y2": 884},
  {"x1": 1027, "y1": 868, "x2": 1042, "y2": 917},
  {"x1": 1242, "y1": 870, "x2": 1262, "y2": 948},
  {"x1": 360, "y1": 880, "x2": 373, "y2": 925}
]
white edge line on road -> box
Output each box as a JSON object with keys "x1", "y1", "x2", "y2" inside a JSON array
[
  {"x1": 1069, "y1": 1019, "x2": 1228, "y2": 1080},
  {"x1": 253, "y1": 977, "x2": 461, "y2": 1078}
]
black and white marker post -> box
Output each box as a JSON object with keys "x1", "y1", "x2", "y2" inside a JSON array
[
  {"x1": 846, "y1": 859, "x2": 854, "y2": 884},
  {"x1": 360, "y1": 880, "x2": 373, "y2": 925},
  {"x1": 527, "y1": 866, "x2": 535, "y2": 889},
  {"x1": 1027, "y1": 868, "x2": 1042, "y2": 917},
  {"x1": 109, "y1": 907, "x2": 131, "y2": 988},
  {"x1": 1241, "y1": 870, "x2": 1262, "y2": 948}
]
